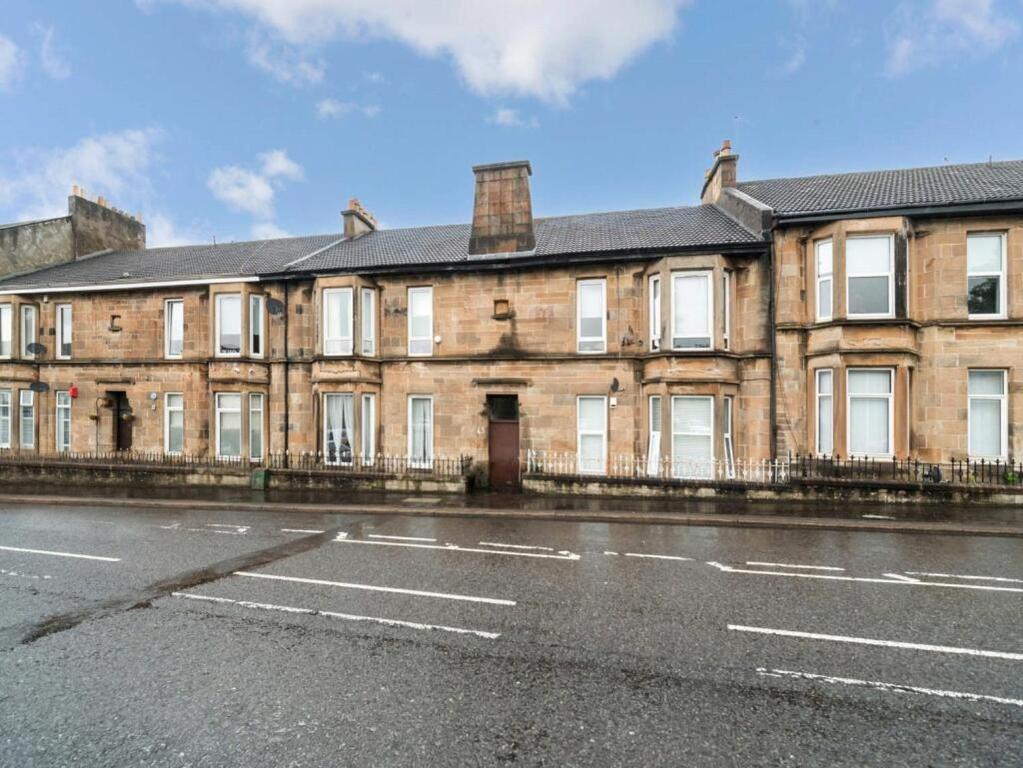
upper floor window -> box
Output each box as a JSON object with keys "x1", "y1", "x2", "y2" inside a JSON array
[
  {"x1": 20, "y1": 305, "x2": 37, "y2": 359},
  {"x1": 408, "y1": 286, "x2": 433, "y2": 356},
  {"x1": 648, "y1": 275, "x2": 661, "y2": 351},
  {"x1": 56, "y1": 304, "x2": 72, "y2": 360},
  {"x1": 967, "y1": 233, "x2": 1006, "y2": 319},
  {"x1": 215, "y1": 294, "x2": 242, "y2": 357},
  {"x1": 165, "y1": 300, "x2": 184, "y2": 359},
  {"x1": 249, "y1": 295, "x2": 265, "y2": 358},
  {"x1": 361, "y1": 288, "x2": 376, "y2": 356},
  {"x1": 722, "y1": 270, "x2": 732, "y2": 351},
  {"x1": 0, "y1": 305, "x2": 11, "y2": 359},
  {"x1": 577, "y1": 279, "x2": 606, "y2": 353},
  {"x1": 815, "y1": 239, "x2": 833, "y2": 321},
  {"x1": 968, "y1": 370, "x2": 1007, "y2": 459},
  {"x1": 672, "y1": 271, "x2": 712, "y2": 349},
  {"x1": 847, "y1": 368, "x2": 893, "y2": 457},
  {"x1": 846, "y1": 235, "x2": 894, "y2": 318},
  {"x1": 323, "y1": 288, "x2": 354, "y2": 356}
]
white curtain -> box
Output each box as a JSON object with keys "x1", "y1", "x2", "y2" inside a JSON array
[
  {"x1": 410, "y1": 397, "x2": 433, "y2": 465},
  {"x1": 218, "y1": 296, "x2": 241, "y2": 354},
  {"x1": 325, "y1": 394, "x2": 354, "y2": 464},
  {"x1": 672, "y1": 274, "x2": 709, "y2": 346}
]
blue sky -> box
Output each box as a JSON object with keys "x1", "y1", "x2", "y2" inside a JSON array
[{"x1": 1, "y1": 0, "x2": 1022, "y2": 247}]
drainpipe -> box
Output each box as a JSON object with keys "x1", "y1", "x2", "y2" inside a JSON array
[
  {"x1": 767, "y1": 239, "x2": 777, "y2": 461},
  {"x1": 282, "y1": 283, "x2": 290, "y2": 468}
]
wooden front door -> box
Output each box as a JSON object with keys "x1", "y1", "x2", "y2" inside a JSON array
[
  {"x1": 112, "y1": 392, "x2": 133, "y2": 451},
  {"x1": 487, "y1": 395, "x2": 520, "y2": 490}
]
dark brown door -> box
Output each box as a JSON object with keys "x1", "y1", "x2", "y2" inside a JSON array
[
  {"x1": 487, "y1": 395, "x2": 520, "y2": 490},
  {"x1": 112, "y1": 392, "x2": 133, "y2": 451}
]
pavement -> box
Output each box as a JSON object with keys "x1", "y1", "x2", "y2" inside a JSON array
[{"x1": 0, "y1": 501, "x2": 1020, "y2": 766}]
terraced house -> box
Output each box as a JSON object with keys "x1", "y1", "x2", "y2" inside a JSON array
[{"x1": 0, "y1": 145, "x2": 1021, "y2": 486}]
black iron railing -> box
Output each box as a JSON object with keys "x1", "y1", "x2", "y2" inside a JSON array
[{"x1": 787, "y1": 454, "x2": 1023, "y2": 487}]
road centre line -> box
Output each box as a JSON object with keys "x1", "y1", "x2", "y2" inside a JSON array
[
  {"x1": 335, "y1": 537, "x2": 580, "y2": 560},
  {"x1": 884, "y1": 573, "x2": 920, "y2": 583},
  {"x1": 479, "y1": 541, "x2": 555, "y2": 552},
  {"x1": 281, "y1": 528, "x2": 326, "y2": 534},
  {"x1": 623, "y1": 552, "x2": 692, "y2": 561},
  {"x1": 172, "y1": 592, "x2": 500, "y2": 639},
  {"x1": 0, "y1": 545, "x2": 121, "y2": 562},
  {"x1": 746, "y1": 561, "x2": 845, "y2": 571},
  {"x1": 368, "y1": 534, "x2": 437, "y2": 542},
  {"x1": 729, "y1": 625, "x2": 1023, "y2": 660},
  {"x1": 905, "y1": 571, "x2": 1023, "y2": 584},
  {"x1": 756, "y1": 668, "x2": 1023, "y2": 708},
  {"x1": 234, "y1": 571, "x2": 516, "y2": 605}
]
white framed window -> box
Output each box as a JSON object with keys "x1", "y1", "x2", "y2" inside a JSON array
[
  {"x1": 324, "y1": 393, "x2": 355, "y2": 465},
  {"x1": 967, "y1": 233, "x2": 1006, "y2": 319},
  {"x1": 816, "y1": 239, "x2": 833, "y2": 321},
  {"x1": 361, "y1": 393, "x2": 376, "y2": 464},
  {"x1": 20, "y1": 305, "x2": 37, "y2": 359},
  {"x1": 56, "y1": 391, "x2": 71, "y2": 452},
  {"x1": 0, "y1": 304, "x2": 11, "y2": 359},
  {"x1": 19, "y1": 390, "x2": 34, "y2": 450},
  {"x1": 968, "y1": 370, "x2": 1007, "y2": 460},
  {"x1": 249, "y1": 393, "x2": 264, "y2": 461},
  {"x1": 723, "y1": 396, "x2": 735, "y2": 478},
  {"x1": 215, "y1": 393, "x2": 242, "y2": 458},
  {"x1": 846, "y1": 235, "x2": 894, "y2": 318},
  {"x1": 215, "y1": 294, "x2": 242, "y2": 357},
  {"x1": 577, "y1": 278, "x2": 607, "y2": 354},
  {"x1": 847, "y1": 369, "x2": 894, "y2": 457},
  {"x1": 249, "y1": 295, "x2": 265, "y2": 359},
  {"x1": 165, "y1": 300, "x2": 184, "y2": 359},
  {"x1": 646, "y1": 395, "x2": 662, "y2": 476},
  {"x1": 671, "y1": 396, "x2": 714, "y2": 479},
  {"x1": 408, "y1": 395, "x2": 434, "y2": 468},
  {"x1": 722, "y1": 271, "x2": 732, "y2": 351},
  {"x1": 165, "y1": 394, "x2": 184, "y2": 454},
  {"x1": 0, "y1": 390, "x2": 10, "y2": 448},
  {"x1": 55, "y1": 304, "x2": 72, "y2": 360},
  {"x1": 408, "y1": 287, "x2": 433, "y2": 357},
  {"x1": 361, "y1": 288, "x2": 376, "y2": 356},
  {"x1": 671, "y1": 271, "x2": 713, "y2": 350},
  {"x1": 323, "y1": 288, "x2": 354, "y2": 356},
  {"x1": 577, "y1": 396, "x2": 607, "y2": 475},
  {"x1": 649, "y1": 275, "x2": 661, "y2": 351},
  {"x1": 815, "y1": 369, "x2": 834, "y2": 456}
]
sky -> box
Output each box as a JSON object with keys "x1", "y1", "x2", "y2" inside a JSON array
[{"x1": 1, "y1": 0, "x2": 1022, "y2": 247}]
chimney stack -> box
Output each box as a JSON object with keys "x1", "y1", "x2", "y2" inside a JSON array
[
  {"x1": 342, "y1": 198, "x2": 377, "y2": 239},
  {"x1": 700, "y1": 139, "x2": 739, "y2": 204},
  {"x1": 468, "y1": 160, "x2": 535, "y2": 256}
]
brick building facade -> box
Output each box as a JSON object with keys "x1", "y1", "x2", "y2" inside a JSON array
[{"x1": 1, "y1": 147, "x2": 1021, "y2": 483}]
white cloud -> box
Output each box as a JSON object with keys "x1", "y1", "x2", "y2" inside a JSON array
[
  {"x1": 887, "y1": 0, "x2": 1019, "y2": 75},
  {"x1": 781, "y1": 46, "x2": 805, "y2": 75},
  {"x1": 259, "y1": 148, "x2": 304, "y2": 181},
  {"x1": 34, "y1": 25, "x2": 71, "y2": 80},
  {"x1": 487, "y1": 107, "x2": 538, "y2": 128},
  {"x1": 161, "y1": 0, "x2": 690, "y2": 102},
  {"x1": 315, "y1": 97, "x2": 381, "y2": 119},
  {"x1": 207, "y1": 148, "x2": 304, "y2": 237},
  {"x1": 0, "y1": 34, "x2": 24, "y2": 91},
  {"x1": 246, "y1": 30, "x2": 324, "y2": 85},
  {"x1": 250, "y1": 221, "x2": 289, "y2": 239},
  {"x1": 147, "y1": 212, "x2": 206, "y2": 247}
]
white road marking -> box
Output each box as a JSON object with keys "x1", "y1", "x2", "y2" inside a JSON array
[
  {"x1": 706, "y1": 561, "x2": 1023, "y2": 593},
  {"x1": 604, "y1": 551, "x2": 619, "y2": 556},
  {"x1": 368, "y1": 534, "x2": 437, "y2": 542},
  {"x1": 746, "y1": 561, "x2": 845, "y2": 571},
  {"x1": 861, "y1": 514, "x2": 896, "y2": 520},
  {"x1": 335, "y1": 536, "x2": 580, "y2": 561},
  {"x1": 281, "y1": 528, "x2": 326, "y2": 534},
  {"x1": 1, "y1": 567, "x2": 52, "y2": 580},
  {"x1": 622, "y1": 552, "x2": 693, "y2": 562},
  {"x1": 756, "y1": 668, "x2": 1023, "y2": 707},
  {"x1": 234, "y1": 571, "x2": 516, "y2": 606},
  {"x1": 171, "y1": 592, "x2": 500, "y2": 639},
  {"x1": 0, "y1": 545, "x2": 121, "y2": 562},
  {"x1": 159, "y1": 522, "x2": 245, "y2": 535},
  {"x1": 479, "y1": 541, "x2": 555, "y2": 552},
  {"x1": 207, "y1": 524, "x2": 250, "y2": 533},
  {"x1": 729, "y1": 625, "x2": 1023, "y2": 660},
  {"x1": 905, "y1": 571, "x2": 1023, "y2": 585},
  {"x1": 884, "y1": 573, "x2": 921, "y2": 583}
]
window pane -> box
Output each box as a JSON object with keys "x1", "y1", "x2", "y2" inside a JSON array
[
  {"x1": 19, "y1": 391, "x2": 34, "y2": 449},
  {"x1": 649, "y1": 396, "x2": 661, "y2": 431},
  {"x1": 362, "y1": 289, "x2": 375, "y2": 354},
  {"x1": 168, "y1": 410, "x2": 184, "y2": 453},
  {"x1": 849, "y1": 370, "x2": 891, "y2": 395},
  {"x1": 250, "y1": 296, "x2": 262, "y2": 356},
  {"x1": 249, "y1": 395, "x2": 263, "y2": 460},
  {"x1": 361, "y1": 395, "x2": 375, "y2": 459},
  {"x1": 22, "y1": 307, "x2": 36, "y2": 356},
  {"x1": 847, "y1": 237, "x2": 890, "y2": 274},
  {"x1": 410, "y1": 398, "x2": 433, "y2": 462},
  {"x1": 673, "y1": 274, "x2": 709, "y2": 340},
  {"x1": 817, "y1": 396, "x2": 833, "y2": 455},
  {"x1": 217, "y1": 394, "x2": 241, "y2": 457},
  {"x1": 817, "y1": 370, "x2": 833, "y2": 395},
  {"x1": 579, "y1": 434, "x2": 604, "y2": 473},
  {"x1": 58, "y1": 306, "x2": 72, "y2": 357},
  {"x1": 672, "y1": 397, "x2": 712, "y2": 434},
  {"x1": 167, "y1": 301, "x2": 184, "y2": 356},
  {"x1": 0, "y1": 391, "x2": 10, "y2": 447},
  {"x1": 578, "y1": 398, "x2": 605, "y2": 432},
  {"x1": 968, "y1": 276, "x2": 1000, "y2": 315},
  {"x1": 970, "y1": 399, "x2": 1002, "y2": 457},
  {"x1": 816, "y1": 240, "x2": 833, "y2": 275},
  {"x1": 324, "y1": 394, "x2": 354, "y2": 464},
  {"x1": 217, "y1": 296, "x2": 241, "y2": 354},
  {"x1": 409, "y1": 289, "x2": 431, "y2": 337},
  {"x1": 818, "y1": 277, "x2": 832, "y2": 318},
  {"x1": 849, "y1": 397, "x2": 889, "y2": 455},
  {"x1": 0, "y1": 306, "x2": 10, "y2": 357},
  {"x1": 324, "y1": 290, "x2": 353, "y2": 354},
  {"x1": 848, "y1": 276, "x2": 890, "y2": 315},
  {"x1": 968, "y1": 234, "x2": 1003, "y2": 273},
  {"x1": 969, "y1": 371, "x2": 1005, "y2": 396}
]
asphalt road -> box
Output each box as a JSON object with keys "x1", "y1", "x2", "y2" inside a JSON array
[{"x1": 0, "y1": 502, "x2": 1020, "y2": 767}]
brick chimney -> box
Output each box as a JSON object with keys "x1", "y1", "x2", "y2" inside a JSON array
[
  {"x1": 342, "y1": 198, "x2": 376, "y2": 239},
  {"x1": 68, "y1": 188, "x2": 146, "y2": 258},
  {"x1": 700, "y1": 140, "x2": 739, "y2": 204},
  {"x1": 468, "y1": 160, "x2": 535, "y2": 256}
]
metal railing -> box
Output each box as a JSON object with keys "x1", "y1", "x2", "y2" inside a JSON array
[
  {"x1": 788, "y1": 454, "x2": 1023, "y2": 488},
  {"x1": 266, "y1": 453, "x2": 472, "y2": 477},
  {"x1": 525, "y1": 450, "x2": 789, "y2": 484}
]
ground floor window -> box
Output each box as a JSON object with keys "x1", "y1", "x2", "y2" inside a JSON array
[
  {"x1": 324, "y1": 393, "x2": 354, "y2": 465},
  {"x1": 847, "y1": 369, "x2": 893, "y2": 457},
  {"x1": 671, "y1": 396, "x2": 713, "y2": 479},
  {"x1": 19, "y1": 390, "x2": 34, "y2": 450},
  {"x1": 165, "y1": 394, "x2": 184, "y2": 454},
  {"x1": 249, "y1": 394, "x2": 264, "y2": 461},
  {"x1": 409, "y1": 396, "x2": 434, "y2": 468},
  {"x1": 215, "y1": 393, "x2": 242, "y2": 458},
  {"x1": 968, "y1": 370, "x2": 1007, "y2": 459},
  {"x1": 646, "y1": 395, "x2": 661, "y2": 476},
  {"x1": 0, "y1": 390, "x2": 10, "y2": 448},
  {"x1": 577, "y1": 396, "x2": 607, "y2": 475},
  {"x1": 56, "y1": 391, "x2": 71, "y2": 452},
  {"x1": 723, "y1": 396, "x2": 735, "y2": 479},
  {"x1": 815, "y1": 369, "x2": 833, "y2": 455},
  {"x1": 361, "y1": 394, "x2": 376, "y2": 464}
]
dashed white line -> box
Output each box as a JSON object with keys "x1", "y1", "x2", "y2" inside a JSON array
[
  {"x1": 171, "y1": 592, "x2": 500, "y2": 639},
  {"x1": 729, "y1": 625, "x2": 1023, "y2": 660},
  {"x1": 479, "y1": 541, "x2": 555, "y2": 552},
  {"x1": 883, "y1": 573, "x2": 921, "y2": 583},
  {"x1": 0, "y1": 545, "x2": 121, "y2": 562},
  {"x1": 622, "y1": 552, "x2": 692, "y2": 562},
  {"x1": 861, "y1": 514, "x2": 896, "y2": 520},
  {"x1": 756, "y1": 668, "x2": 1023, "y2": 708},
  {"x1": 281, "y1": 528, "x2": 326, "y2": 534},
  {"x1": 746, "y1": 561, "x2": 845, "y2": 571},
  {"x1": 368, "y1": 534, "x2": 437, "y2": 543},
  {"x1": 335, "y1": 537, "x2": 579, "y2": 561},
  {"x1": 234, "y1": 571, "x2": 516, "y2": 606},
  {"x1": 905, "y1": 571, "x2": 1023, "y2": 585}
]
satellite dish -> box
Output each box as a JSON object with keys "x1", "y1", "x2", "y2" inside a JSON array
[
  {"x1": 26, "y1": 342, "x2": 47, "y2": 356},
  {"x1": 266, "y1": 298, "x2": 286, "y2": 317},
  {"x1": 610, "y1": 377, "x2": 621, "y2": 393},
  {"x1": 29, "y1": 381, "x2": 49, "y2": 393}
]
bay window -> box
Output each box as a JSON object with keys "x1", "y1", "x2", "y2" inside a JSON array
[
  {"x1": 816, "y1": 239, "x2": 833, "y2": 321},
  {"x1": 323, "y1": 288, "x2": 354, "y2": 356},
  {"x1": 671, "y1": 396, "x2": 713, "y2": 479},
  {"x1": 968, "y1": 370, "x2": 1007, "y2": 459},
  {"x1": 19, "y1": 390, "x2": 34, "y2": 450},
  {"x1": 21, "y1": 305, "x2": 37, "y2": 359},
  {"x1": 846, "y1": 235, "x2": 894, "y2": 318},
  {"x1": 847, "y1": 369, "x2": 893, "y2": 457},
  {"x1": 215, "y1": 393, "x2": 242, "y2": 458},
  {"x1": 56, "y1": 304, "x2": 72, "y2": 359},
  {"x1": 165, "y1": 300, "x2": 184, "y2": 359},
  {"x1": 56, "y1": 391, "x2": 71, "y2": 452},
  {"x1": 362, "y1": 288, "x2": 376, "y2": 355},
  {"x1": 649, "y1": 275, "x2": 661, "y2": 351},
  {"x1": 408, "y1": 287, "x2": 433, "y2": 356},
  {"x1": 250, "y1": 295, "x2": 264, "y2": 358},
  {"x1": 967, "y1": 233, "x2": 1006, "y2": 318},
  {"x1": 215, "y1": 295, "x2": 242, "y2": 357},
  {"x1": 323, "y1": 393, "x2": 354, "y2": 465},
  {"x1": 0, "y1": 304, "x2": 11, "y2": 358},
  {"x1": 0, "y1": 390, "x2": 10, "y2": 448},
  {"x1": 577, "y1": 396, "x2": 607, "y2": 475},
  {"x1": 815, "y1": 369, "x2": 834, "y2": 456},
  {"x1": 361, "y1": 393, "x2": 376, "y2": 463},
  {"x1": 249, "y1": 393, "x2": 264, "y2": 461},
  {"x1": 408, "y1": 395, "x2": 434, "y2": 468},
  {"x1": 165, "y1": 394, "x2": 184, "y2": 454},
  {"x1": 577, "y1": 279, "x2": 606, "y2": 353},
  {"x1": 671, "y1": 271, "x2": 712, "y2": 349}
]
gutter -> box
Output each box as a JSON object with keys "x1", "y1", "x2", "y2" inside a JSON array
[
  {"x1": 775, "y1": 198, "x2": 1023, "y2": 225},
  {"x1": 0, "y1": 275, "x2": 260, "y2": 296}
]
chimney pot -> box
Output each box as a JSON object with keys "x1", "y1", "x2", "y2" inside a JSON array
[{"x1": 468, "y1": 160, "x2": 535, "y2": 256}]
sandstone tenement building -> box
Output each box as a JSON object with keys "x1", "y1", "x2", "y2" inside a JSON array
[{"x1": 1, "y1": 146, "x2": 1021, "y2": 485}]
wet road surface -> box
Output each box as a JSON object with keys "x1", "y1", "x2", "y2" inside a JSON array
[{"x1": 0, "y1": 502, "x2": 1020, "y2": 766}]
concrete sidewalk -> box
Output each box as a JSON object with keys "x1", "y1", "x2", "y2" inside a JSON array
[{"x1": 1, "y1": 484, "x2": 1021, "y2": 537}]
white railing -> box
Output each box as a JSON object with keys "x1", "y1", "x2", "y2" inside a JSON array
[{"x1": 525, "y1": 450, "x2": 789, "y2": 484}]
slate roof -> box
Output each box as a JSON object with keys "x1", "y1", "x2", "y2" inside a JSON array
[{"x1": 738, "y1": 159, "x2": 1023, "y2": 217}]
